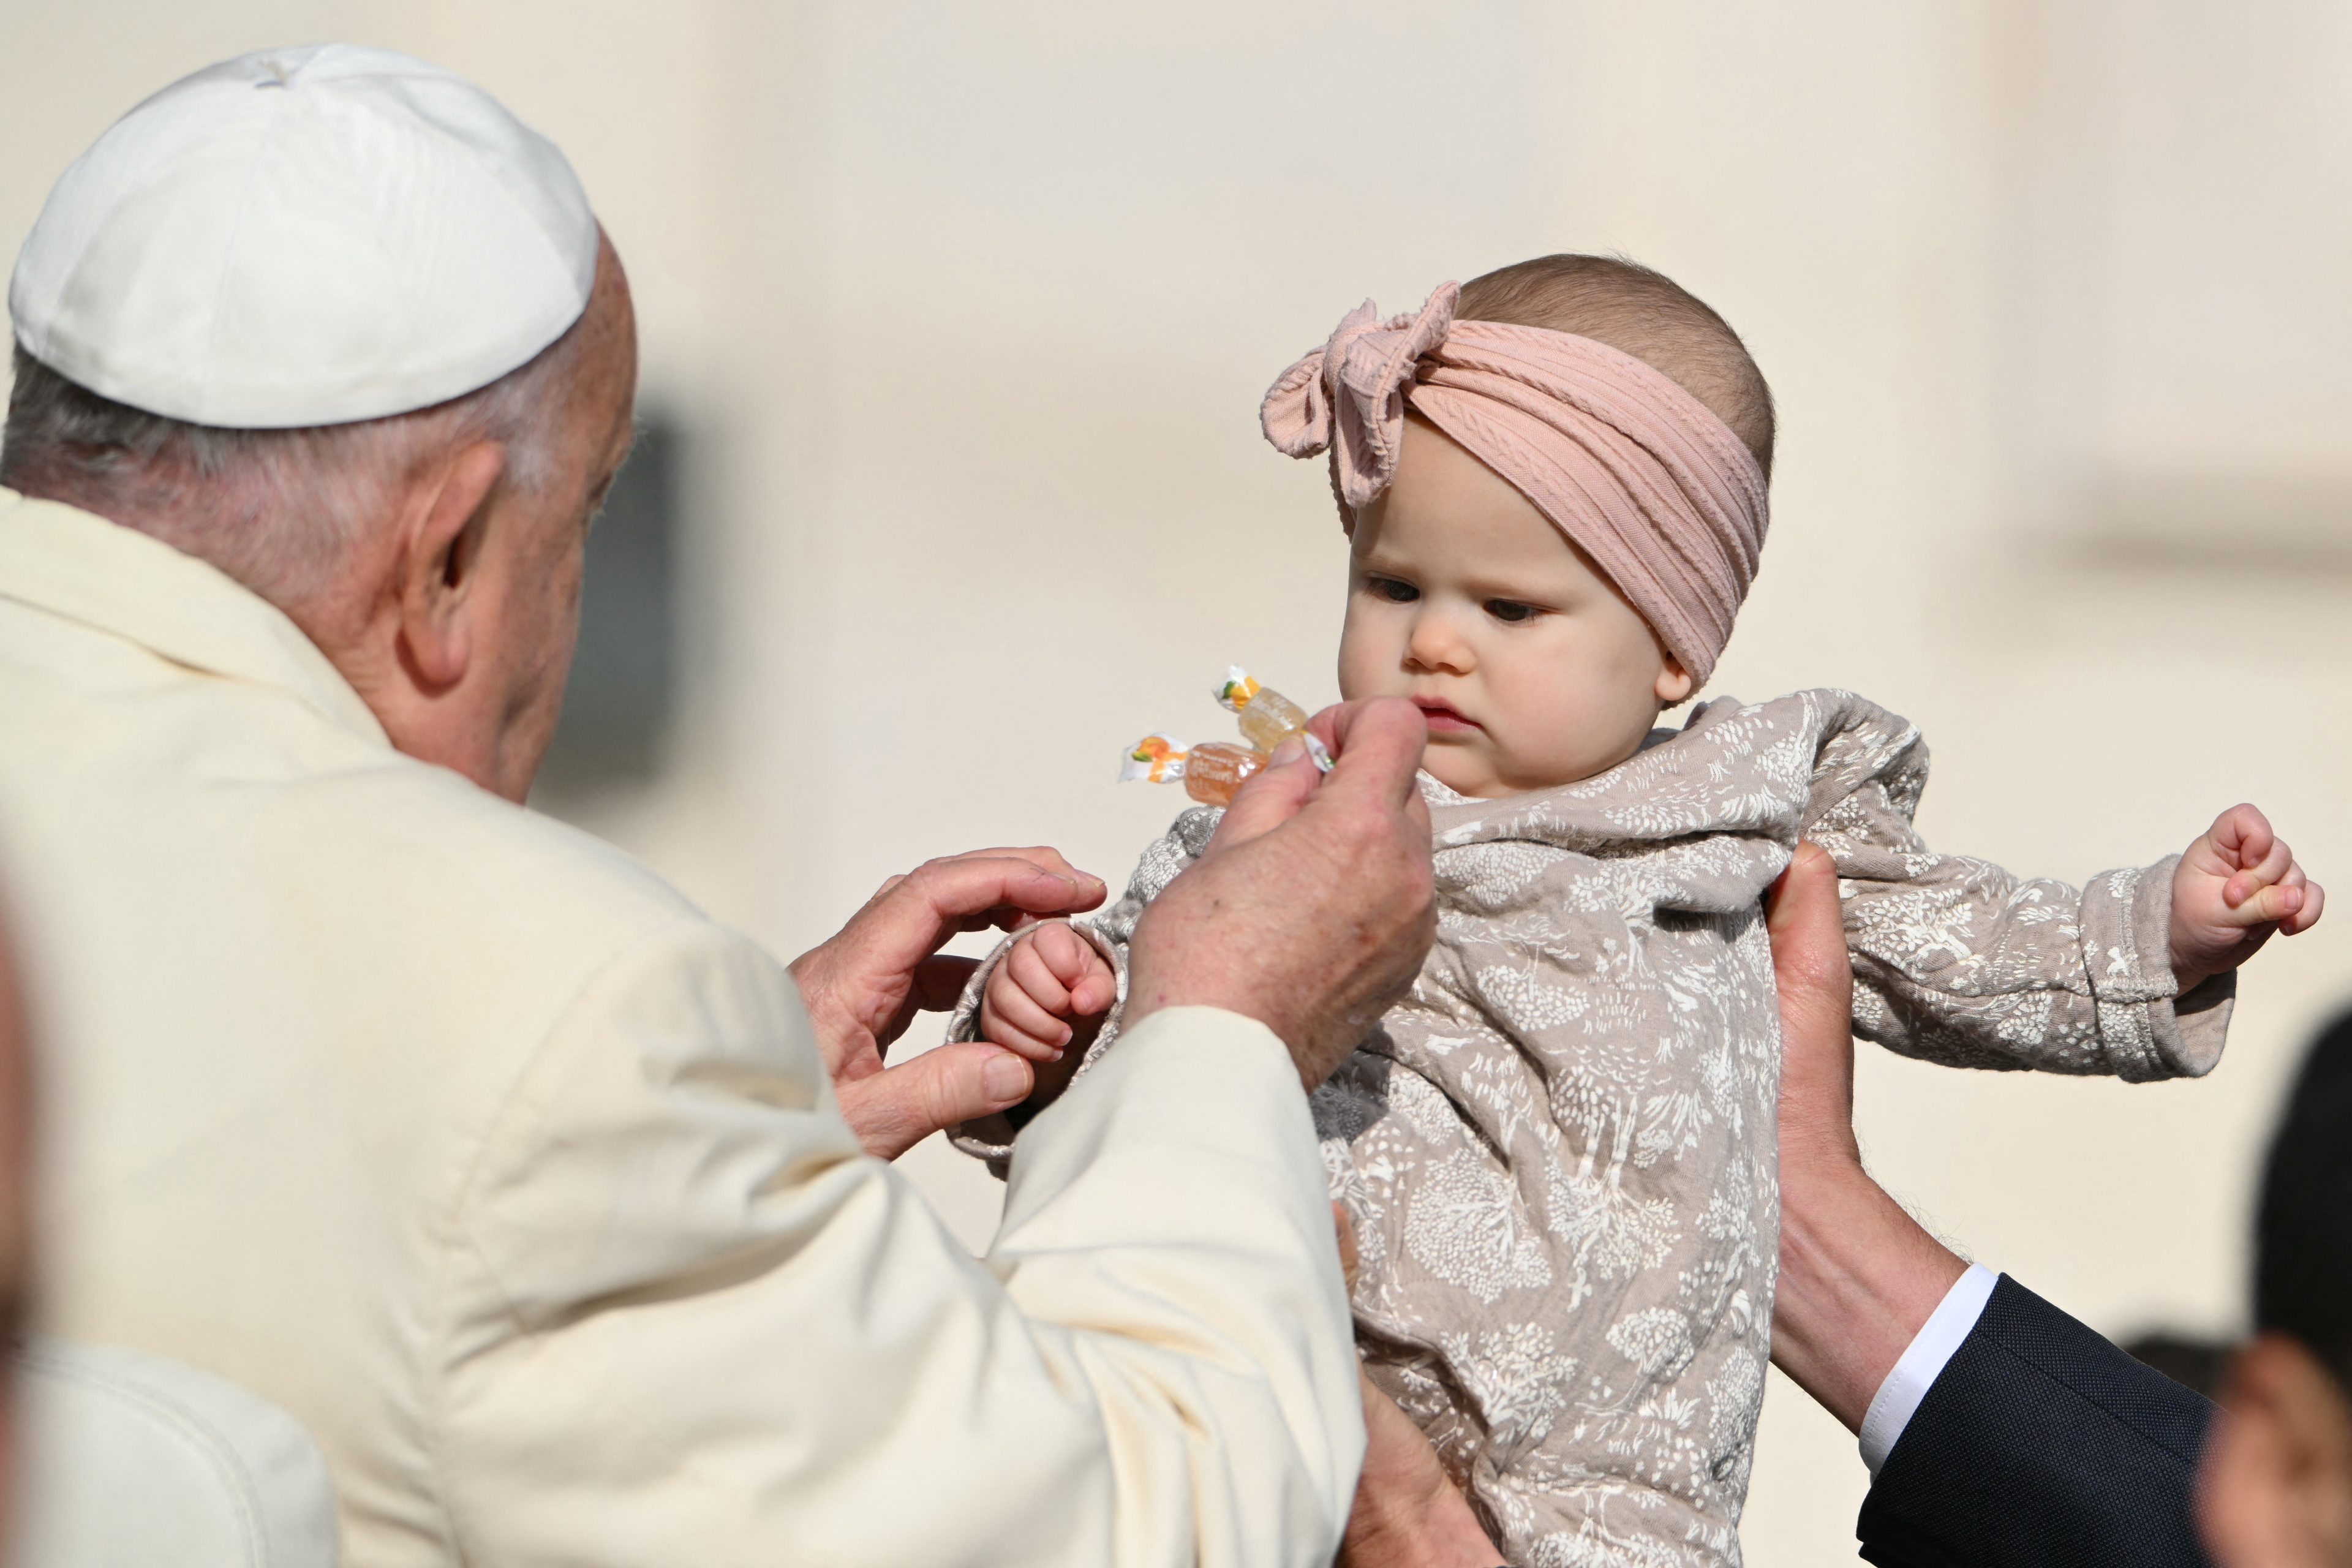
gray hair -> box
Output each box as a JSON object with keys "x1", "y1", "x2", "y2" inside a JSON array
[{"x1": 0, "y1": 330, "x2": 581, "y2": 608}]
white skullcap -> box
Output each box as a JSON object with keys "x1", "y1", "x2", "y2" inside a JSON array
[{"x1": 7, "y1": 44, "x2": 598, "y2": 429}]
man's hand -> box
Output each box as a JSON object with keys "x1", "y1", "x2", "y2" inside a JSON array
[
  {"x1": 2170, "y1": 804, "x2": 2324, "y2": 994},
  {"x1": 1768, "y1": 842, "x2": 1967, "y2": 1433},
  {"x1": 790, "y1": 848, "x2": 1106, "y2": 1159},
  {"x1": 1124, "y1": 698, "x2": 1436, "y2": 1091}
]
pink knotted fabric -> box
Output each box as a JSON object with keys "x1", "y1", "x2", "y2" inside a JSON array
[{"x1": 1261, "y1": 282, "x2": 1769, "y2": 684}]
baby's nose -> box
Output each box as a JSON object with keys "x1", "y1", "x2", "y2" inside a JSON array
[{"x1": 1404, "y1": 611, "x2": 1474, "y2": 673}]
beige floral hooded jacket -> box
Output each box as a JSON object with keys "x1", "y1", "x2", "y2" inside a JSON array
[{"x1": 951, "y1": 689, "x2": 2231, "y2": 1567}]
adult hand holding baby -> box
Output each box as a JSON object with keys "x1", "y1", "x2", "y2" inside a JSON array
[{"x1": 1125, "y1": 696, "x2": 1436, "y2": 1090}]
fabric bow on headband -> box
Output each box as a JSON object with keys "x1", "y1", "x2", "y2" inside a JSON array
[{"x1": 1259, "y1": 282, "x2": 1770, "y2": 685}]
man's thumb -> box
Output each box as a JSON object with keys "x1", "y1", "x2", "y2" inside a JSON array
[
  {"x1": 1212, "y1": 740, "x2": 1320, "y2": 851},
  {"x1": 840, "y1": 1041, "x2": 1033, "y2": 1161},
  {"x1": 1767, "y1": 843, "x2": 1849, "y2": 995}
]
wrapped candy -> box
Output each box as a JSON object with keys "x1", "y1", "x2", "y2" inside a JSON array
[
  {"x1": 1215, "y1": 669, "x2": 1314, "y2": 753},
  {"x1": 1117, "y1": 734, "x2": 1269, "y2": 802},
  {"x1": 1120, "y1": 667, "x2": 1330, "y2": 807}
]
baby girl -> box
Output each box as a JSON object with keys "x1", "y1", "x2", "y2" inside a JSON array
[{"x1": 951, "y1": 255, "x2": 2324, "y2": 1567}]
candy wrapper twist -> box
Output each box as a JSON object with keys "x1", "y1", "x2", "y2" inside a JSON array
[{"x1": 1118, "y1": 667, "x2": 1334, "y2": 806}]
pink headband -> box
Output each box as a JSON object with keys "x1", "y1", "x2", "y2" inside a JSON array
[{"x1": 1259, "y1": 282, "x2": 1769, "y2": 684}]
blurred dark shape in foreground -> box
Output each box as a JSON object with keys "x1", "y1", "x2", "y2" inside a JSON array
[{"x1": 534, "y1": 409, "x2": 682, "y2": 800}]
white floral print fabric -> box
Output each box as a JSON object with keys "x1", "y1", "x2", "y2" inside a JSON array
[{"x1": 951, "y1": 689, "x2": 2233, "y2": 1566}]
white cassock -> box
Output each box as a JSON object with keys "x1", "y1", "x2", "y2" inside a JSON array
[{"x1": 0, "y1": 489, "x2": 1363, "y2": 1566}]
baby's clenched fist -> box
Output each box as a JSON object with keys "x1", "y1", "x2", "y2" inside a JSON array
[
  {"x1": 979, "y1": 921, "x2": 1118, "y2": 1061},
  {"x1": 2169, "y1": 804, "x2": 2324, "y2": 993}
]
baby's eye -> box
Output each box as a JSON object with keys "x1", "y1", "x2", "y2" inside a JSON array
[
  {"x1": 1485, "y1": 599, "x2": 1540, "y2": 623},
  {"x1": 1368, "y1": 577, "x2": 1419, "y2": 603}
]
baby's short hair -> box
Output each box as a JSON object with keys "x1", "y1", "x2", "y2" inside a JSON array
[{"x1": 1457, "y1": 255, "x2": 1776, "y2": 480}]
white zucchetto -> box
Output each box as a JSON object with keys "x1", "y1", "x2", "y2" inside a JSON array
[{"x1": 8, "y1": 44, "x2": 597, "y2": 429}]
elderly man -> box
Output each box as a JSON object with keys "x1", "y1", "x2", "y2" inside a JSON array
[{"x1": 0, "y1": 46, "x2": 1447, "y2": 1566}]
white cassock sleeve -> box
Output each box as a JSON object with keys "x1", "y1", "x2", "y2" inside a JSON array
[{"x1": 434, "y1": 919, "x2": 1363, "y2": 1567}]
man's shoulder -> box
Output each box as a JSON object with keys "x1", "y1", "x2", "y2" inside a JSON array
[
  {"x1": 327, "y1": 757, "x2": 703, "y2": 929},
  {"x1": 274, "y1": 755, "x2": 747, "y2": 1019},
  {"x1": 2, "y1": 655, "x2": 729, "y2": 1049}
]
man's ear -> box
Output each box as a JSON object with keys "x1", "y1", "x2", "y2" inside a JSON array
[
  {"x1": 1656, "y1": 653, "x2": 1695, "y2": 708},
  {"x1": 394, "y1": 441, "x2": 508, "y2": 694},
  {"x1": 2198, "y1": 1333, "x2": 2352, "y2": 1567}
]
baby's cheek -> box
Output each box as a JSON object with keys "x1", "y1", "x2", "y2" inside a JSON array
[
  {"x1": 1334, "y1": 614, "x2": 1389, "y2": 701},
  {"x1": 1513, "y1": 674, "x2": 1657, "y2": 787}
]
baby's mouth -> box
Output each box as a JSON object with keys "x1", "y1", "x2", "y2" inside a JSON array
[{"x1": 1413, "y1": 699, "x2": 1482, "y2": 734}]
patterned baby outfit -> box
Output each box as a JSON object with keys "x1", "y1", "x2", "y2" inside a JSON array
[{"x1": 951, "y1": 689, "x2": 2231, "y2": 1567}]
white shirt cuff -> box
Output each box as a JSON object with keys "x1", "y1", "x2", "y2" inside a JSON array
[{"x1": 1857, "y1": 1264, "x2": 1998, "y2": 1476}]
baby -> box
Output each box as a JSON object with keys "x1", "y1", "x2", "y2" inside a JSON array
[{"x1": 951, "y1": 256, "x2": 2324, "y2": 1567}]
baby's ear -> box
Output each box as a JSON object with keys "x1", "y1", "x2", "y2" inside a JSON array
[{"x1": 1655, "y1": 654, "x2": 1695, "y2": 708}]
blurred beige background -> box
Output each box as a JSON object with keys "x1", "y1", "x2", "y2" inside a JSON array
[{"x1": 4, "y1": 2, "x2": 2348, "y2": 1560}]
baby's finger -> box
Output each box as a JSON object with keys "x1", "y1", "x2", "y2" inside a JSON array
[
  {"x1": 2226, "y1": 832, "x2": 2296, "y2": 909},
  {"x1": 1067, "y1": 960, "x2": 1118, "y2": 1017},
  {"x1": 984, "y1": 1019, "x2": 1061, "y2": 1061},
  {"x1": 2284, "y1": 879, "x2": 2326, "y2": 936},
  {"x1": 990, "y1": 951, "x2": 1073, "y2": 1044},
  {"x1": 2250, "y1": 833, "x2": 2296, "y2": 889},
  {"x1": 1033, "y1": 923, "x2": 1096, "y2": 987},
  {"x1": 2230, "y1": 881, "x2": 2302, "y2": 929},
  {"x1": 2211, "y1": 804, "x2": 2274, "y2": 873},
  {"x1": 985, "y1": 974, "x2": 1071, "y2": 1056},
  {"x1": 978, "y1": 980, "x2": 1061, "y2": 1060},
  {"x1": 1004, "y1": 938, "x2": 1076, "y2": 1016}
]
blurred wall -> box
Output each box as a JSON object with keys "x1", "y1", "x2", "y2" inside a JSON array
[{"x1": 4, "y1": 4, "x2": 2347, "y2": 1561}]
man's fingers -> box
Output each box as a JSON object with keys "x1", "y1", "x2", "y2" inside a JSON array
[
  {"x1": 910, "y1": 850, "x2": 1104, "y2": 917},
  {"x1": 915, "y1": 853, "x2": 1107, "y2": 926},
  {"x1": 1313, "y1": 698, "x2": 1430, "y2": 813},
  {"x1": 859, "y1": 854, "x2": 1107, "y2": 965},
  {"x1": 1333, "y1": 1202, "x2": 1361, "y2": 1295},
  {"x1": 2286, "y1": 880, "x2": 2326, "y2": 935},
  {"x1": 1212, "y1": 741, "x2": 1324, "y2": 851},
  {"x1": 1209, "y1": 698, "x2": 1431, "y2": 856},
  {"x1": 836, "y1": 1042, "x2": 1035, "y2": 1161}
]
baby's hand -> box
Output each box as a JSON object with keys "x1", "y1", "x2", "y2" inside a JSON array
[
  {"x1": 979, "y1": 922, "x2": 1118, "y2": 1061},
  {"x1": 2169, "y1": 804, "x2": 2325, "y2": 992}
]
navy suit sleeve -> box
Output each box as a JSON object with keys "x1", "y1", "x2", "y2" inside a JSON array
[{"x1": 1856, "y1": 1275, "x2": 2216, "y2": 1568}]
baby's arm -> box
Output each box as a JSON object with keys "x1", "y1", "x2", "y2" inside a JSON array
[
  {"x1": 1801, "y1": 696, "x2": 2309, "y2": 1082},
  {"x1": 2168, "y1": 804, "x2": 2325, "y2": 992}
]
